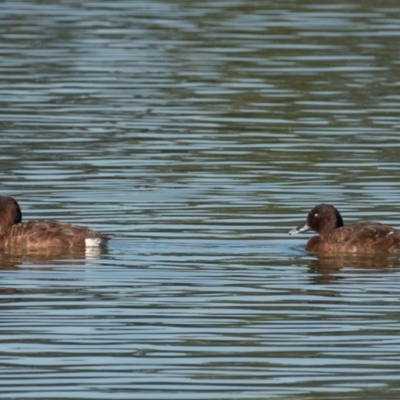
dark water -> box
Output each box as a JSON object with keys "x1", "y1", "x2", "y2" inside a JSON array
[{"x1": 1, "y1": 1, "x2": 400, "y2": 399}]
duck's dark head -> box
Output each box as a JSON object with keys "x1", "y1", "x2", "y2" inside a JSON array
[
  {"x1": 289, "y1": 203, "x2": 344, "y2": 239},
  {"x1": 0, "y1": 196, "x2": 22, "y2": 233}
]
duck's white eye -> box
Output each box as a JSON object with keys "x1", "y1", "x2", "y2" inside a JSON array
[{"x1": 314, "y1": 213, "x2": 318, "y2": 217}]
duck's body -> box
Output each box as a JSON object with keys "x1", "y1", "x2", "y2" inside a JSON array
[
  {"x1": 0, "y1": 196, "x2": 107, "y2": 250},
  {"x1": 289, "y1": 204, "x2": 400, "y2": 254}
]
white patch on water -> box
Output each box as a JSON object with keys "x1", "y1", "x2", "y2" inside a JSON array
[{"x1": 85, "y1": 237, "x2": 104, "y2": 247}]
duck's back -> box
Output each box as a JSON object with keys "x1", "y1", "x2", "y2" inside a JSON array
[
  {"x1": 318, "y1": 222, "x2": 400, "y2": 253},
  {"x1": 1, "y1": 220, "x2": 107, "y2": 249}
]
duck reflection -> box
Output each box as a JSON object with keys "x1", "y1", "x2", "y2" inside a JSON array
[
  {"x1": 306, "y1": 253, "x2": 400, "y2": 284},
  {"x1": 0, "y1": 246, "x2": 106, "y2": 269}
]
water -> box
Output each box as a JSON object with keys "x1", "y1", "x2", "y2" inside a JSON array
[{"x1": 1, "y1": 1, "x2": 400, "y2": 399}]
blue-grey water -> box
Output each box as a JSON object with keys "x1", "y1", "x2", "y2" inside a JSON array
[{"x1": 1, "y1": 1, "x2": 400, "y2": 399}]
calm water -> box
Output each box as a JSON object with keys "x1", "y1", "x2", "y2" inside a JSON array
[{"x1": 1, "y1": 1, "x2": 400, "y2": 399}]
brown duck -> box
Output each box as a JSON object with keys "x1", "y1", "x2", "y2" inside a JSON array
[
  {"x1": 289, "y1": 203, "x2": 400, "y2": 253},
  {"x1": 0, "y1": 196, "x2": 107, "y2": 249}
]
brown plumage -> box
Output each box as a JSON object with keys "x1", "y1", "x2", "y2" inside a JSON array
[
  {"x1": 289, "y1": 203, "x2": 400, "y2": 254},
  {"x1": 0, "y1": 196, "x2": 107, "y2": 250}
]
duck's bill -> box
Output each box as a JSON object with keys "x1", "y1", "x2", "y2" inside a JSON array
[{"x1": 289, "y1": 221, "x2": 310, "y2": 235}]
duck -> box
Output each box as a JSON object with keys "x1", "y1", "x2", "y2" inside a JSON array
[
  {"x1": 289, "y1": 203, "x2": 400, "y2": 253},
  {"x1": 0, "y1": 195, "x2": 107, "y2": 250}
]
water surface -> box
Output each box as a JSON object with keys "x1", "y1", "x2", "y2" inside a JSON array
[{"x1": 1, "y1": 1, "x2": 400, "y2": 399}]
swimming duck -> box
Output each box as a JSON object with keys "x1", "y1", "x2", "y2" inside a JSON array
[
  {"x1": 289, "y1": 203, "x2": 400, "y2": 253},
  {"x1": 0, "y1": 196, "x2": 107, "y2": 249}
]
